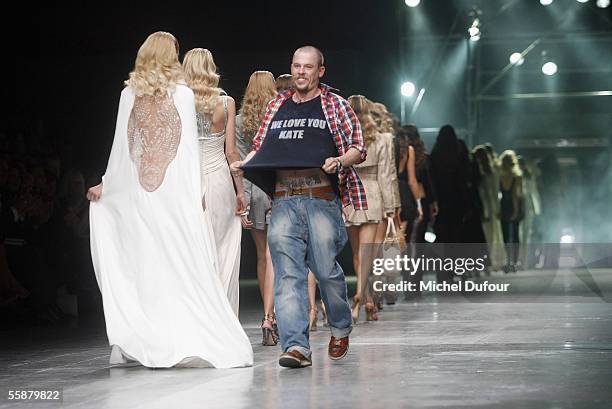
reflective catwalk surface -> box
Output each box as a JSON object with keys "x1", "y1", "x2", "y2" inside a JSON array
[{"x1": 2, "y1": 269, "x2": 612, "y2": 409}]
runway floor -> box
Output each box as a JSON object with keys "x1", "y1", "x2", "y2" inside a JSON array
[{"x1": 2, "y1": 268, "x2": 612, "y2": 408}]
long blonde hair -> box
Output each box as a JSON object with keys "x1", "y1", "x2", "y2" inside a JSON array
[
  {"x1": 239, "y1": 71, "x2": 277, "y2": 141},
  {"x1": 183, "y1": 48, "x2": 222, "y2": 115},
  {"x1": 125, "y1": 31, "x2": 184, "y2": 96},
  {"x1": 370, "y1": 102, "x2": 395, "y2": 134},
  {"x1": 500, "y1": 150, "x2": 522, "y2": 177},
  {"x1": 348, "y1": 95, "x2": 378, "y2": 147}
]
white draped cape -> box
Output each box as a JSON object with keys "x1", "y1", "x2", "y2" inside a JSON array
[{"x1": 89, "y1": 85, "x2": 253, "y2": 368}]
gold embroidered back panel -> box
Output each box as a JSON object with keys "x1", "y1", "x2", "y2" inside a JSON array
[{"x1": 127, "y1": 94, "x2": 181, "y2": 192}]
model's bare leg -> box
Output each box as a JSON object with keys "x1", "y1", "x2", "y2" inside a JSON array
[
  {"x1": 250, "y1": 229, "x2": 268, "y2": 301},
  {"x1": 374, "y1": 219, "x2": 388, "y2": 309},
  {"x1": 358, "y1": 224, "x2": 379, "y2": 321},
  {"x1": 308, "y1": 271, "x2": 318, "y2": 331},
  {"x1": 347, "y1": 224, "x2": 378, "y2": 323},
  {"x1": 252, "y1": 229, "x2": 277, "y2": 345}
]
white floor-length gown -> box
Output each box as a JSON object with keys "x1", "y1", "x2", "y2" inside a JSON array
[
  {"x1": 89, "y1": 84, "x2": 253, "y2": 368},
  {"x1": 196, "y1": 95, "x2": 242, "y2": 315}
]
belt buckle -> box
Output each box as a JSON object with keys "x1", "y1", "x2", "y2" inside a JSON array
[{"x1": 290, "y1": 187, "x2": 305, "y2": 196}]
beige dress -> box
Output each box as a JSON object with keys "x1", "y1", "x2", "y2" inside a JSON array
[
  {"x1": 381, "y1": 132, "x2": 401, "y2": 210},
  {"x1": 345, "y1": 135, "x2": 396, "y2": 225}
]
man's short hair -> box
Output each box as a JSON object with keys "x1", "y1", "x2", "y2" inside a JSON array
[{"x1": 294, "y1": 45, "x2": 324, "y2": 67}]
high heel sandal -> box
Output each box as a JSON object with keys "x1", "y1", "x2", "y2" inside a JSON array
[
  {"x1": 351, "y1": 295, "x2": 361, "y2": 324},
  {"x1": 271, "y1": 312, "x2": 279, "y2": 343},
  {"x1": 272, "y1": 313, "x2": 280, "y2": 343},
  {"x1": 309, "y1": 307, "x2": 318, "y2": 332},
  {"x1": 374, "y1": 292, "x2": 383, "y2": 311},
  {"x1": 365, "y1": 302, "x2": 378, "y2": 321},
  {"x1": 261, "y1": 313, "x2": 278, "y2": 346}
]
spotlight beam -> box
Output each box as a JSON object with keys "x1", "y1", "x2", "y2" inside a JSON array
[
  {"x1": 414, "y1": 10, "x2": 462, "y2": 113},
  {"x1": 474, "y1": 0, "x2": 520, "y2": 39},
  {"x1": 495, "y1": 0, "x2": 521, "y2": 17},
  {"x1": 585, "y1": 0, "x2": 612, "y2": 28},
  {"x1": 476, "y1": 6, "x2": 577, "y2": 98},
  {"x1": 477, "y1": 91, "x2": 612, "y2": 101},
  {"x1": 409, "y1": 88, "x2": 427, "y2": 117},
  {"x1": 477, "y1": 39, "x2": 541, "y2": 97}
]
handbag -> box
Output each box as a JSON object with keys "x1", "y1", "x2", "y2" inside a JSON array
[
  {"x1": 394, "y1": 213, "x2": 408, "y2": 253},
  {"x1": 381, "y1": 217, "x2": 403, "y2": 285}
]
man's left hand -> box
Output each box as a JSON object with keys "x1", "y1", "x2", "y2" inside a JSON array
[{"x1": 322, "y1": 157, "x2": 341, "y2": 174}]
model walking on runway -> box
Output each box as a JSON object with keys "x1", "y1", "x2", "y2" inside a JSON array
[
  {"x1": 183, "y1": 48, "x2": 246, "y2": 315},
  {"x1": 88, "y1": 32, "x2": 253, "y2": 368}
]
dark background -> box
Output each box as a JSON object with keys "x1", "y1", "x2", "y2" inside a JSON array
[
  {"x1": 2, "y1": 0, "x2": 612, "y2": 291},
  {"x1": 10, "y1": 2, "x2": 402, "y2": 174},
  {"x1": 7, "y1": 1, "x2": 612, "y2": 169}
]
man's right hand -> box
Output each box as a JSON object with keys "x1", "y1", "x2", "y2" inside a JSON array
[{"x1": 87, "y1": 183, "x2": 103, "y2": 202}]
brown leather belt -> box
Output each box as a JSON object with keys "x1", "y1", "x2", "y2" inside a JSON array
[{"x1": 274, "y1": 185, "x2": 336, "y2": 200}]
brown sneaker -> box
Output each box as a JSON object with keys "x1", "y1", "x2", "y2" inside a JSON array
[
  {"x1": 278, "y1": 350, "x2": 312, "y2": 368},
  {"x1": 328, "y1": 336, "x2": 349, "y2": 360}
]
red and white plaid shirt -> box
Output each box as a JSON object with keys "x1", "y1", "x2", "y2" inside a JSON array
[{"x1": 252, "y1": 83, "x2": 368, "y2": 210}]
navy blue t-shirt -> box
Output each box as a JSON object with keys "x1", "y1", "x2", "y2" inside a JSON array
[{"x1": 242, "y1": 96, "x2": 339, "y2": 197}]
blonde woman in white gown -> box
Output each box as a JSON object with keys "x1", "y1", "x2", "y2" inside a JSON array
[
  {"x1": 183, "y1": 48, "x2": 247, "y2": 316},
  {"x1": 87, "y1": 32, "x2": 252, "y2": 368}
]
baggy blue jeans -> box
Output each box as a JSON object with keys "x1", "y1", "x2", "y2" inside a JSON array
[{"x1": 267, "y1": 195, "x2": 352, "y2": 358}]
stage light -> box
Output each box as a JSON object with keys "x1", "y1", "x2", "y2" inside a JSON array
[
  {"x1": 560, "y1": 228, "x2": 575, "y2": 244},
  {"x1": 509, "y1": 52, "x2": 525, "y2": 66},
  {"x1": 468, "y1": 18, "x2": 481, "y2": 41},
  {"x1": 405, "y1": 0, "x2": 421, "y2": 7},
  {"x1": 542, "y1": 61, "x2": 558, "y2": 75},
  {"x1": 401, "y1": 81, "x2": 416, "y2": 97},
  {"x1": 576, "y1": 0, "x2": 589, "y2": 3},
  {"x1": 596, "y1": 0, "x2": 610, "y2": 7},
  {"x1": 541, "y1": 50, "x2": 558, "y2": 76},
  {"x1": 540, "y1": 0, "x2": 554, "y2": 5},
  {"x1": 425, "y1": 232, "x2": 436, "y2": 243}
]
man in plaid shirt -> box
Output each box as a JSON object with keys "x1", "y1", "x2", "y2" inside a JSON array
[{"x1": 231, "y1": 45, "x2": 367, "y2": 368}]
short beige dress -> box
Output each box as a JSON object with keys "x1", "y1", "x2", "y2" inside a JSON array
[{"x1": 345, "y1": 134, "x2": 397, "y2": 226}]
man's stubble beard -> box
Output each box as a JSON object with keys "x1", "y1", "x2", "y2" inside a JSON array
[{"x1": 295, "y1": 79, "x2": 319, "y2": 95}]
